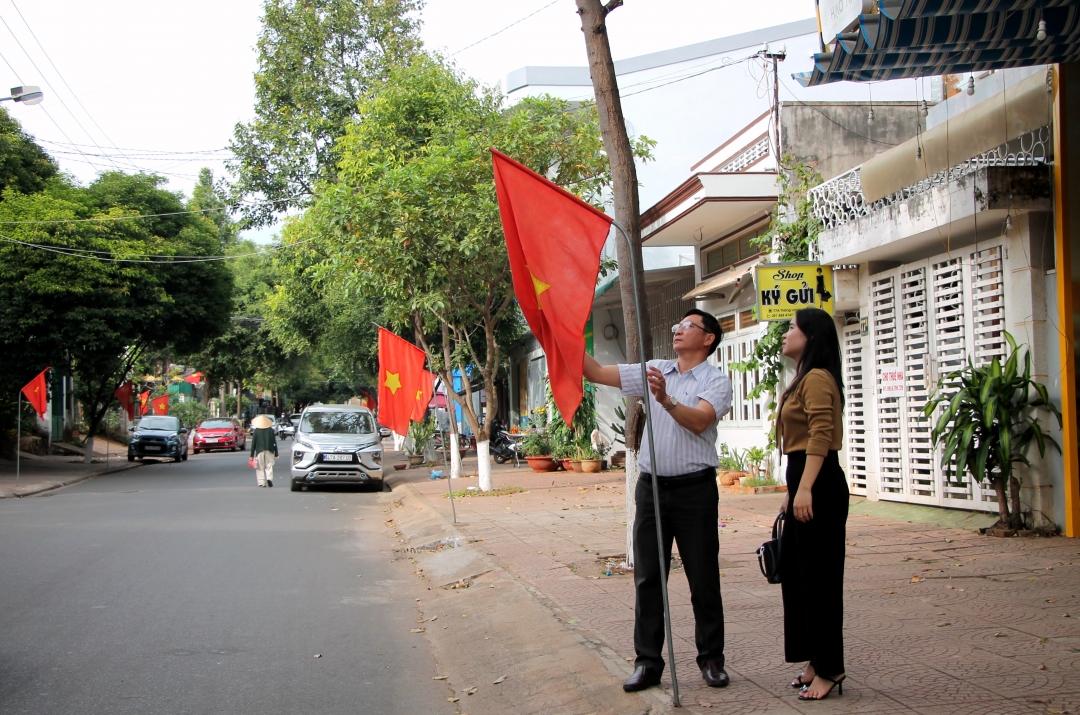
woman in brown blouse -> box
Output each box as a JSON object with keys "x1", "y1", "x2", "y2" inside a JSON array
[{"x1": 776, "y1": 307, "x2": 848, "y2": 701}]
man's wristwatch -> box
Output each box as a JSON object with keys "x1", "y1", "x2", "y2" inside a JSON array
[{"x1": 664, "y1": 396, "x2": 679, "y2": 411}]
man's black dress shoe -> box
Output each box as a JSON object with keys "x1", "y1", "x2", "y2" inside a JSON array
[
  {"x1": 623, "y1": 665, "x2": 662, "y2": 692},
  {"x1": 701, "y1": 659, "x2": 729, "y2": 687}
]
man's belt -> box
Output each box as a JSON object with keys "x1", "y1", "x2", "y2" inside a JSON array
[{"x1": 639, "y1": 467, "x2": 716, "y2": 484}]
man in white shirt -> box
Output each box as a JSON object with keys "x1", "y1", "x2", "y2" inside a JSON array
[{"x1": 584, "y1": 309, "x2": 732, "y2": 692}]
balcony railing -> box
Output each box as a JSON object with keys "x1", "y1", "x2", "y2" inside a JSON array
[{"x1": 808, "y1": 126, "x2": 1051, "y2": 230}]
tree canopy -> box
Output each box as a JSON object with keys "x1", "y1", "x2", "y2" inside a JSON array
[
  {"x1": 0, "y1": 163, "x2": 234, "y2": 454},
  {"x1": 280, "y1": 54, "x2": 650, "y2": 488},
  {"x1": 228, "y1": 0, "x2": 423, "y2": 227}
]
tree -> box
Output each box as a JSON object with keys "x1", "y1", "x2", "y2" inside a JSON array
[
  {"x1": 228, "y1": 0, "x2": 423, "y2": 227},
  {"x1": 0, "y1": 106, "x2": 57, "y2": 196},
  {"x1": 287, "y1": 55, "x2": 648, "y2": 489},
  {"x1": 576, "y1": 0, "x2": 652, "y2": 563},
  {"x1": 189, "y1": 168, "x2": 239, "y2": 250},
  {"x1": 0, "y1": 171, "x2": 233, "y2": 461}
]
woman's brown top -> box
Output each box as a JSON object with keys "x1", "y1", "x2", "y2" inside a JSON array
[{"x1": 777, "y1": 368, "x2": 843, "y2": 456}]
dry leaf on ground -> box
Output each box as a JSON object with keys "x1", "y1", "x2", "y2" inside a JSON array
[
  {"x1": 410, "y1": 628, "x2": 426, "y2": 633},
  {"x1": 493, "y1": 675, "x2": 506, "y2": 684},
  {"x1": 432, "y1": 675, "x2": 448, "y2": 680}
]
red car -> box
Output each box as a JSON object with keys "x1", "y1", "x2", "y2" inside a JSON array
[{"x1": 192, "y1": 418, "x2": 247, "y2": 454}]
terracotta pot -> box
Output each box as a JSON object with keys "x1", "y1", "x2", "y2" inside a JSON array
[
  {"x1": 569, "y1": 459, "x2": 583, "y2": 473},
  {"x1": 580, "y1": 458, "x2": 602, "y2": 473},
  {"x1": 407, "y1": 455, "x2": 424, "y2": 467},
  {"x1": 559, "y1": 458, "x2": 574, "y2": 471},
  {"x1": 525, "y1": 455, "x2": 558, "y2": 472},
  {"x1": 717, "y1": 470, "x2": 738, "y2": 487}
]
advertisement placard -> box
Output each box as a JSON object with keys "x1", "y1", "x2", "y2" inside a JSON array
[{"x1": 755, "y1": 262, "x2": 835, "y2": 321}]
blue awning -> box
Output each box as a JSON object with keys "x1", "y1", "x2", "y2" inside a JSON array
[{"x1": 797, "y1": 0, "x2": 1080, "y2": 86}]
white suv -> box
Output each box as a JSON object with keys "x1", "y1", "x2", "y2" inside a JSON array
[{"x1": 290, "y1": 405, "x2": 383, "y2": 491}]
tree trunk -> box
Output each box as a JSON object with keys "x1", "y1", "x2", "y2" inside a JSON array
[
  {"x1": 624, "y1": 448, "x2": 639, "y2": 568},
  {"x1": 219, "y1": 383, "x2": 226, "y2": 418},
  {"x1": 993, "y1": 477, "x2": 1010, "y2": 528},
  {"x1": 1008, "y1": 475, "x2": 1024, "y2": 530},
  {"x1": 576, "y1": 0, "x2": 651, "y2": 457}
]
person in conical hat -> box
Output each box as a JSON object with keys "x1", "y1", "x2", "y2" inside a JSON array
[{"x1": 249, "y1": 414, "x2": 278, "y2": 487}]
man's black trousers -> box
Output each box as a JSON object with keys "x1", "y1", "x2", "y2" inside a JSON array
[{"x1": 632, "y1": 472, "x2": 724, "y2": 673}]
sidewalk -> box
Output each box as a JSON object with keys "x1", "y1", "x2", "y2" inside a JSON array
[
  {"x1": 0, "y1": 439, "x2": 141, "y2": 497},
  {"x1": 393, "y1": 456, "x2": 1080, "y2": 714}
]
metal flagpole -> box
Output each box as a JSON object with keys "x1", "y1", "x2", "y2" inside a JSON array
[
  {"x1": 611, "y1": 219, "x2": 681, "y2": 706},
  {"x1": 16, "y1": 392, "x2": 20, "y2": 489},
  {"x1": 423, "y1": 354, "x2": 456, "y2": 524}
]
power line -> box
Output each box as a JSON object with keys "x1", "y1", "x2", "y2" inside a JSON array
[
  {"x1": 0, "y1": 232, "x2": 322, "y2": 263},
  {"x1": 0, "y1": 13, "x2": 118, "y2": 172},
  {"x1": 449, "y1": 0, "x2": 560, "y2": 57},
  {"x1": 0, "y1": 193, "x2": 314, "y2": 225},
  {"x1": 7, "y1": 0, "x2": 135, "y2": 171}
]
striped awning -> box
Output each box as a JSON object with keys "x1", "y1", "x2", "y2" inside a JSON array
[{"x1": 796, "y1": 0, "x2": 1080, "y2": 86}]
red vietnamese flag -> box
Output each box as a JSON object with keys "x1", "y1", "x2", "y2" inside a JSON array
[
  {"x1": 114, "y1": 381, "x2": 135, "y2": 421},
  {"x1": 151, "y1": 394, "x2": 169, "y2": 415},
  {"x1": 411, "y1": 370, "x2": 436, "y2": 423},
  {"x1": 184, "y1": 372, "x2": 203, "y2": 385},
  {"x1": 21, "y1": 367, "x2": 49, "y2": 418},
  {"x1": 491, "y1": 149, "x2": 613, "y2": 425},
  {"x1": 377, "y1": 328, "x2": 426, "y2": 437},
  {"x1": 138, "y1": 390, "x2": 151, "y2": 416}
]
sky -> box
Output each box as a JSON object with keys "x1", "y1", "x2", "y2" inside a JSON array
[{"x1": 1, "y1": 0, "x2": 816, "y2": 243}]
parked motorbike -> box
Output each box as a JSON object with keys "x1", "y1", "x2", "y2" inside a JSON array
[{"x1": 488, "y1": 419, "x2": 522, "y2": 465}]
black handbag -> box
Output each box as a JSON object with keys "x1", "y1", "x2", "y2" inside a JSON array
[{"x1": 757, "y1": 512, "x2": 784, "y2": 584}]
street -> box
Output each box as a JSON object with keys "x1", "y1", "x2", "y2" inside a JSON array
[{"x1": 0, "y1": 450, "x2": 455, "y2": 715}]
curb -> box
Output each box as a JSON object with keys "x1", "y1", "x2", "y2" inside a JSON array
[{"x1": 0, "y1": 461, "x2": 146, "y2": 499}]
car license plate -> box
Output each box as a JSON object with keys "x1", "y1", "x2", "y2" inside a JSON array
[
  {"x1": 144, "y1": 445, "x2": 162, "y2": 451},
  {"x1": 206, "y1": 438, "x2": 218, "y2": 443},
  {"x1": 323, "y1": 454, "x2": 352, "y2": 462}
]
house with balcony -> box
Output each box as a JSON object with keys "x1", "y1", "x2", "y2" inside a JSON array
[{"x1": 799, "y1": 0, "x2": 1080, "y2": 533}]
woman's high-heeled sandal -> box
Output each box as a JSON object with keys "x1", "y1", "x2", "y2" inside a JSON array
[
  {"x1": 790, "y1": 673, "x2": 812, "y2": 688},
  {"x1": 798, "y1": 674, "x2": 845, "y2": 701}
]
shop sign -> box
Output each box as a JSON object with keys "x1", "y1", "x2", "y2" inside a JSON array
[
  {"x1": 755, "y1": 262, "x2": 835, "y2": 321},
  {"x1": 818, "y1": 0, "x2": 873, "y2": 43}
]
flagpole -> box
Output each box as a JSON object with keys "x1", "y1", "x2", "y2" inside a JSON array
[
  {"x1": 611, "y1": 219, "x2": 680, "y2": 707},
  {"x1": 429, "y1": 361, "x2": 457, "y2": 524},
  {"x1": 16, "y1": 392, "x2": 21, "y2": 489}
]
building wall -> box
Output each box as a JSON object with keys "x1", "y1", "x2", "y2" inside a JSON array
[{"x1": 781, "y1": 102, "x2": 923, "y2": 182}]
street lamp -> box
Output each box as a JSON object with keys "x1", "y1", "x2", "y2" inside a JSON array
[{"x1": 0, "y1": 85, "x2": 44, "y2": 105}]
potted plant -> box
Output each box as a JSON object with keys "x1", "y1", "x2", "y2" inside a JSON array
[
  {"x1": 520, "y1": 431, "x2": 557, "y2": 472},
  {"x1": 744, "y1": 446, "x2": 767, "y2": 479},
  {"x1": 406, "y1": 416, "x2": 436, "y2": 467},
  {"x1": 716, "y1": 444, "x2": 748, "y2": 486},
  {"x1": 577, "y1": 436, "x2": 602, "y2": 473},
  {"x1": 924, "y1": 333, "x2": 1061, "y2": 533}
]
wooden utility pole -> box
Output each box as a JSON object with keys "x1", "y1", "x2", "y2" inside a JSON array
[{"x1": 575, "y1": 0, "x2": 651, "y2": 451}]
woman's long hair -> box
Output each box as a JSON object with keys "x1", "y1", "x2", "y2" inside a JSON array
[{"x1": 781, "y1": 307, "x2": 845, "y2": 407}]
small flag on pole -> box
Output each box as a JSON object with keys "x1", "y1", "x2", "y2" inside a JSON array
[
  {"x1": 21, "y1": 367, "x2": 50, "y2": 419},
  {"x1": 114, "y1": 381, "x2": 134, "y2": 421},
  {"x1": 151, "y1": 394, "x2": 169, "y2": 415},
  {"x1": 491, "y1": 148, "x2": 613, "y2": 425},
  {"x1": 377, "y1": 328, "x2": 426, "y2": 437},
  {"x1": 139, "y1": 390, "x2": 151, "y2": 416},
  {"x1": 412, "y1": 370, "x2": 437, "y2": 423}
]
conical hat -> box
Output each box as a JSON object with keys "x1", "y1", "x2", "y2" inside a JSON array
[{"x1": 251, "y1": 414, "x2": 273, "y2": 429}]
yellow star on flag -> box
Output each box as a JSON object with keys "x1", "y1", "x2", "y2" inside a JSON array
[
  {"x1": 528, "y1": 266, "x2": 551, "y2": 309},
  {"x1": 384, "y1": 371, "x2": 402, "y2": 394},
  {"x1": 416, "y1": 389, "x2": 424, "y2": 401}
]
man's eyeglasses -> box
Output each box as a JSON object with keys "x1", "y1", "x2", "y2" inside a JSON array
[{"x1": 671, "y1": 321, "x2": 707, "y2": 334}]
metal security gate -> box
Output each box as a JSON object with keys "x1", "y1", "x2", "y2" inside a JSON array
[
  {"x1": 868, "y1": 244, "x2": 1005, "y2": 511},
  {"x1": 842, "y1": 324, "x2": 868, "y2": 495}
]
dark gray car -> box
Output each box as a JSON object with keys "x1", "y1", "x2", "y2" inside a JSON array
[{"x1": 128, "y1": 415, "x2": 188, "y2": 462}]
